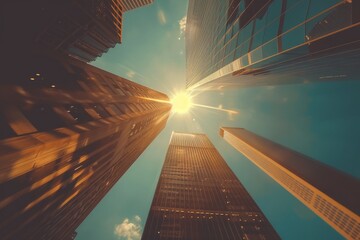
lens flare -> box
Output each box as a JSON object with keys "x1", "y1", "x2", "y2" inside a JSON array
[
  {"x1": 171, "y1": 92, "x2": 192, "y2": 114},
  {"x1": 139, "y1": 91, "x2": 238, "y2": 116}
]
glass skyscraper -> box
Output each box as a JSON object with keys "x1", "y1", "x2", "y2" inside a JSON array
[
  {"x1": 142, "y1": 132, "x2": 280, "y2": 239},
  {"x1": 220, "y1": 127, "x2": 360, "y2": 240},
  {"x1": 186, "y1": 0, "x2": 360, "y2": 89}
]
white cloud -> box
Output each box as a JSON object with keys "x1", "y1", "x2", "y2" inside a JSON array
[
  {"x1": 134, "y1": 215, "x2": 141, "y2": 222},
  {"x1": 114, "y1": 216, "x2": 142, "y2": 240},
  {"x1": 179, "y1": 16, "x2": 187, "y2": 34},
  {"x1": 157, "y1": 9, "x2": 167, "y2": 25},
  {"x1": 126, "y1": 70, "x2": 136, "y2": 78}
]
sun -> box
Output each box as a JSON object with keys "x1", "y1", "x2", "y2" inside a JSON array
[{"x1": 170, "y1": 91, "x2": 192, "y2": 114}]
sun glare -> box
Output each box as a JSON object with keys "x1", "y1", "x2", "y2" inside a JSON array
[{"x1": 171, "y1": 92, "x2": 192, "y2": 114}]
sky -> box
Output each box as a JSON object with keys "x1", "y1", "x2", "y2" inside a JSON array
[{"x1": 76, "y1": 1, "x2": 360, "y2": 239}]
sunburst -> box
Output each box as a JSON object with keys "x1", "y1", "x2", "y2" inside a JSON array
[{"x1": 170, "y1": 92, "x2": 193, "y2": 114}]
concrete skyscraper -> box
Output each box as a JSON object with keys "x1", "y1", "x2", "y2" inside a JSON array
[
  {"x1": 185, "y1": 0, "x2": 360, "y2": 90},
  {"x1": 0, "y1": 49, "x2": 171, "y2": 240},
  {"x1": 142, "y1": 132, "x2": 280, "y2": 239},
  {"x1": 1, "y1": 0, "x2": 153, "y2": 62},
  {"x1": 220, "y1": 127, "x2": 360, "y2": 240}
]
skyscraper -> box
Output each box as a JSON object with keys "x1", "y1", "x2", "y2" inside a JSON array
[
  {"x1": 1, "y1": 0, "x2": 152, "y2": 62},
  {"x1": 0, "y1": 49, "x2": 172, "y2": 240},
  {"x1": 220, "y1": 127, "x2": 360, "y2": 240},
  {"x1": 185, "y1": 0, "x2": 360, "y2": 90},
  {"x1": 142, "y1": 132, "x2": 280, "y2": 239}
]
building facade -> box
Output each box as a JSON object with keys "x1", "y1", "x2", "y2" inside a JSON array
[
  {"x1": 121, "y1": 0, "x2": 154, "y2": 12},
  {"x1": 220, "y1": 127, "x2": 360, "y2": 240},
  {"x1": 1, "y1": 0, "x2": 152, "y2": 62},
  {"x1": 185, "y1": 0, "x2": 360, "y2": 90},
  {"x1": 0, "y1": 49, "x2": 171, "y2": 240},
  {"x1": 142, "y1": 132, "x2": 280, "y2": 240}
]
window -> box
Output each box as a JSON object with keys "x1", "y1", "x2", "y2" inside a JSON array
[
  {"x1": 0, "y1": 113, "x2": 17, "y2": 139},
  {"x1": 281, "y1": 0, "x2": 310, "y2": 50},
  {"x1": 262, "y1": 0, "x2": 282, "y2": 58},
  {"x1": 236, "y1": 21, "x2": 254, "y2": 57},
  {"x1": 305, "y1": 2, "x2": 352, "y2": 41},
  {"x1": 307, "y1": 0, "x2": 342, "y2": 20},
  {"x1": 65, "y1": 104, "x2": 93, "y2": 124},
  {"x1": 250, "y1": 12, "x2": 267, "y2": 51},
  {"x1": 90, "y1": 104, "x2": 111, "y2": 118},
  {"x1": 21, "y1": 104, "x2": 66, "y2": 131},
  {"x1": 116, "y1": 104, "x2": 131, "y2": 114}
]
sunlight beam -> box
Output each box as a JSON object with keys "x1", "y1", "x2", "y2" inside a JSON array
[
  {"x1": 139, "y1": 94, "x2": 238, "y2": 115},
  {"x1": 138, "y1": 97, "x2": 171, "y2": 104},
  {"x1": 192, "y1": 103, "x2": 238, "y2": 114}
]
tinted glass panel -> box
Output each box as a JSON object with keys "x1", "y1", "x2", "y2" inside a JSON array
[
  {"x1": 21, "y1": 105, "x2": 65, "y2": 131},
  {"x1": 91, "y1": 104, "x2": 111, "y2": 118},
  {"x1": 65, "y1": 104, "x2": 93, "y2": 124}
]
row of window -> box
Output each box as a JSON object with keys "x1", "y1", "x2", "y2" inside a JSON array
[
  {"x1": 186, "y1": 0, "x2": 353, "y2": 87},
  {"x1": 313, "y1": 195, "x2": 358, "y2": 238},
  {"x1": 0, "y1": 100, "x2": 164, "y2": 140},
  {"x1": 153, "y1": 142, "x2": 265, "y2": 212},
  {"x1": 83, "y1": 67, "x2": 163, "y2": 100},
  {"x1": 143, "y1": 210, "x2": 277, "y2": 240}
]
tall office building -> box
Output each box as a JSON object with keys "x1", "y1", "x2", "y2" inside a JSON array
[
  {"x1": 1, "y1": 0, "x2": 151, "y2": 62},
  {"x1": 185, "y1": 0, "x2": 360, "y2": 89},
  {"x1": 220, "y1": 127, "x2": 360, "y2": 240},
  {"x1": 0, "y1": 49, "x2": 172, "y2": 240},
  {"x1": 142, "y1": 132, "x2": 280, "y2": 239},
  {"x1": 121, "y1": 0, "x2": 154, "y2": 12}
]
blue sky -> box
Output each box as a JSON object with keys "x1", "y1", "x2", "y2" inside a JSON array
[{"x1": 76, "y1": 1, "x2": 359, "y2": 239}]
